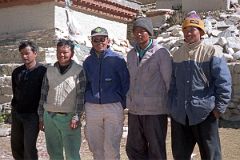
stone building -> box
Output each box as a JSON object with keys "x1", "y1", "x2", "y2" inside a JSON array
[{"x1": 0, "y1": 0, "x2": 140, "y2": 39}]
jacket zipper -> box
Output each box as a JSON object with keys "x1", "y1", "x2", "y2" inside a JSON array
[{"x1": 99, "y1": 57, "x2": 102, "y2": 104}]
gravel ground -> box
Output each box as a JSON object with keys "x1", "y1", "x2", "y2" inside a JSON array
[{"x1": 1, "y1": 119, "x2": 240, "y2": 160}]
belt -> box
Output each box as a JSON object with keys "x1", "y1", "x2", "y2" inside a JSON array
[{"x1": 47, "y1": 111, "x2": 67, "y2": 117}]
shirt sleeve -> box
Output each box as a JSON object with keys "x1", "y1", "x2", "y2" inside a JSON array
[
  {"x1": 159, "y1": 48, "x2": 172, "y2": 92},
  {"x1": 73, "y1": 69, "x2": 86, "y2": 121},
  {"x1": 118, "y1": 58, "x2": 130, "y2": 108},
  {"x1": 38, "y1": 73, "x2": 49, "y2": 122},
  {"x1": 211, "y1": 52, "x2": 232, "y2": 113}
]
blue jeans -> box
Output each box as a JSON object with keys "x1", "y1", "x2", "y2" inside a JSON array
[
  {"x1": 11, "y1": 111, "x2": 39, "y2": 160},
  {"x1": 44, "y1": 111, "x2": 81, "y2": 160}
]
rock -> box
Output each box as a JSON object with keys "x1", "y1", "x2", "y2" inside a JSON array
[
  {"x1": 223, "y1": 53, "x2": 234, "y2": 61},
  {"x1": 166, "y1": 25, "x2": 181, "y2": 32},
  {"x1": 221, "y1": 108, "x2": 240, "y2": 121},
  {"x1": 156, "y1": 36, "x2": 164, "y2": 43},
  {"x1": 159, "y1": 32, "x2": 170, "y2": 38},
  {"x1": 227, "y1": 47, "x2": 235, "y2": 55},
  {"x1": 216, "y1": 21, "x2": 231, "y2": 30},
  {"x1": 111, "y1": 44, "x2": 126, "y2": 54},
  {"x1": 225, "y1": 14, "x2": 240, "y2": 25},
  {"x1": 203, "y1": 37, "x2": 218, "y2": 45},
  {"x1": 232, "y1": 50, "x2": 240, "y2": 60},
  {"x1": 170, "y1": 47, "x2": 179, "y2": 53},
  {"x1": 170, "y1": 29, "x2": 183, "y2": 37},
  {"x1": 227, "y1": 37, "x2": 240, "y2": 51},
  {"x1": 218, "y1": 27, "x2": 236, "y2": 38},
  {"x1": 0, "y1": 128, "x2": 11, "y2": 137},
  {"x1": 204, "y1": 18, "x2": 213, "y2": 34},
  {"x1": 233, "y1": 63, "x2": 240, "y2": 74},
  {"x1": 120, "y1": 40, "x2": 129, "y2": 47},
  {"x1": 211, "y1": 29, "x2": 222, "y2": 37},
  {"x1": 217, "y1": 37, "x2": 228, "y2": 46}
]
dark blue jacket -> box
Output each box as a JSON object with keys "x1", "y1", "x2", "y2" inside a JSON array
[{"x1": 83, "y1": 47, "x2": 130, "y2": 108}]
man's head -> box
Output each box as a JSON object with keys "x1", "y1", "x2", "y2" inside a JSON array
[
  {"x1": 19, "y1": 41, "x2": 38, "y2": 66},
  {"x1": 56, "y1": 39, "x2": 74, "y2": 66},
  {"x1": 132, "y1": 17, "x2": 153, "y2": 46},
  {"x1": 182, "y1": 11, "x2": 205, "y2": 44},
  {"x1": 91, "y1": 27, "x2": 110, "y2": 53}
]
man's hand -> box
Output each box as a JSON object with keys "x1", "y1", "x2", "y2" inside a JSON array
[
  {"x1": 39, "y1": 121, "x2": 44, "y2": 131},
  {"x1": 212, "y1": 109, "x2": 221, "y2": 119},
  {"x1": 70, "y1": 119, "x2": 79, "y2": 129}
]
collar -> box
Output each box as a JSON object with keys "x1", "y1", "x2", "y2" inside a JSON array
[
  {"x1": 54, "y1": 60, "x2": 73, "y2": 74},
  {"x1": 90, "y1": 47, "x2": 111, "y2": 58},
  {"x1": 184, "y1": 40, "x2": 202, "y2": 50},
  {"x1": 135, "y1": 39, "x2": 153, "y2": 58}
]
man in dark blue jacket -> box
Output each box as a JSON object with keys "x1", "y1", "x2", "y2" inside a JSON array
[
  {"x1": 83, "y1": 27, "x2": 129, "y2": 160},
  {"x1": 170, "y1": 11, "x2": 232, "y2": 160}
]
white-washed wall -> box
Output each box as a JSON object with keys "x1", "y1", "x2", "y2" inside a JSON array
[
  {"x1": 55, "y1": 6, "x2": 128, "y2": 41},
  {"x1": 0, "y1": 2, "x2": 54, "y2": 35}
]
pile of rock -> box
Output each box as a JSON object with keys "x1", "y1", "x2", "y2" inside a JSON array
[{"x1": 157, "y1": 10, "x2": 240, "y2": 62}]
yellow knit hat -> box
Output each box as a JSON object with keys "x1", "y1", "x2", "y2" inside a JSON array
[{"x1": 182, "y1": 11, "x2": 205, "y2": 36}]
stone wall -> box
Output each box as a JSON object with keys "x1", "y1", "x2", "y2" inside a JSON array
[{"x1": 222, "y1": 62, "x2": 240, "y2": 121}]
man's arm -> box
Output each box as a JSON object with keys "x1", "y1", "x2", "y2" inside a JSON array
[
  {"x1": 211, "y1": 52, "x2": 232, "y2": 118},
  {"x1": 38, "y1": 73, "x2": 49, "y2": 131},
  {"x1": 118, "y1": 58, "x2": 130, "y2": 108},
  {"x1": 71, "y1": 69, "x2": 86, "y2": 129},
  {"x1": 159, "y1": 48, "x2": 172, "y2": 92}
]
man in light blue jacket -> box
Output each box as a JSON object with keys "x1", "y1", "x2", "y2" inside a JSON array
[{"x1": 126, "y1": 17, "x2": 172, "y2": 160}]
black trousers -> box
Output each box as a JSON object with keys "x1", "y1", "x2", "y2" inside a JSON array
[
  {"x1": 171, "y1": 113, "x2": 221, "y2": 160},
  {"x1": 126, "y1": 113, "x2": 168, "y2": 160},
  {"x1": 11, "y1": 111, "x2": 39, "y2": 160}
]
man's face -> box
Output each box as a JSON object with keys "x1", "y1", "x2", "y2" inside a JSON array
[
  {"x1": 57, "y1": 45, "x2": 73, "y2": 66},
  {"x1": 20, "y1": 46, "x2": 37, "y2": 65},
  {"x1": 183, "y1": 26, "x2": 201, "y2": 44},
  {"x1": 133, "y1": 26, "x2": 150, "y2": 45},
  {"x1": 91, "y1": 35, "x2": 109, "y2": 53}
]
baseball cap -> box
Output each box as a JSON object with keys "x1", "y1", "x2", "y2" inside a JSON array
[{"x1": 91, "y1": 27, "x2": 108, "y2": 37}]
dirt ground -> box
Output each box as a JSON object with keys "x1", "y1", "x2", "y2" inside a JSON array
[{"x1": 1, "y1": 118, "x2": 240, "y2": 160}]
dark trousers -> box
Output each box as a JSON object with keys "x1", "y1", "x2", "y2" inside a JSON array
[
  {"x1": 126, "y1": 113, "x2": 168, "y2": 160},
  {"x1": 11, "y1": 111, "x2": 39, "y2": 160},
  {"x1": 171, "y1": 113, "x2": 221, "y2": 160}
]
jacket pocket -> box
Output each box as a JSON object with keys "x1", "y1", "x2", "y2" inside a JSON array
[{"x1": 190, "y1": 96, "x2": 215, "y2": 119}]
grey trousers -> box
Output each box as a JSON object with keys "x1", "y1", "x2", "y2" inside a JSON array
[{"x1": 85, "y1": 102, "x2": 124, "y2": 160}]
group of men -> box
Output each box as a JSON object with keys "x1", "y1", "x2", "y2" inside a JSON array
[{"x1": 10, "y1": 11, "x2": 231, "y2": 160}]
